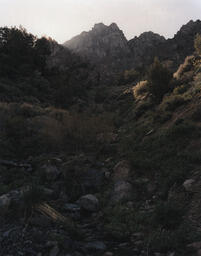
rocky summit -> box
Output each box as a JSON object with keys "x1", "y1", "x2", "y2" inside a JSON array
[{"x1": 64, "y1": 20, "x2": 201, "y2": 83}]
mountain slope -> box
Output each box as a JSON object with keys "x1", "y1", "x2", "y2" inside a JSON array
[{"x1": 64, "y1": 20, "x2": 201, "y2": 81}]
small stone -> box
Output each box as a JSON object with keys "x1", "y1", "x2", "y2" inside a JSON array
[
  {"x1": 113, "y1": 160, "x2": 130, "y2": 182},
  {"x1": 134, "y1": 240, "x2": 143, "y2": 246},
  {"x1": 85, "y1": 241, "x2": 106, "y2": 251},
  {"x1": 111, "y1": 181, "x2": 132, "y2": 203},
  {"x1": 104, "y1": 171, "x2": 111, "y2": 179},
  {"x1": 183, "y1": 179, "x2": 195, "y2": 192},
  {"x1": 78, "y1": 194, "x2": 99, "y2": 212},
  {"x1": 64, "y1": 203, "x2": 80, "y2": 212},
  {"x1": 42, "y1": 164, "x2": 60, "y2": 181},
  {"x1": 168, "y1": 253, "x2": 175, "y2": 256},
  {"x1": 103, "y1": 252, "x2": 113, "y2": 256},
  {"x1": 0, "y1": 194, "x2": 11, "y2": 215}
]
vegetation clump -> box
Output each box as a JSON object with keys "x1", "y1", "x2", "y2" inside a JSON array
[
  {"x1": 194, "y1": 33, "x2": 201, "y2": 55},
  {"x1": 147, "y1": 58, "x2": 172, "y2": 103}
]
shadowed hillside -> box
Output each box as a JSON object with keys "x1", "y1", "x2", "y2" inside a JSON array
[{"x1": 1, "y1": 22, "x2": 201, "y2": 256}]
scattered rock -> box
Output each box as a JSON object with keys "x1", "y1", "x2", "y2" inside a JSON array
[
  {"x1": 78, "y1": 194, "x2": 99, "y2": 212},
  {"x1": 0, "y1": 194, "x2": 11, "y2": 215},
  {"x1": 80, "y1": 169, "x2": 104, "y2": 193},
  {"x1": 111, "y1": 181, "x2": 132, "y2": 203},
  {"x1": 188, "y1": 241, "x2": 201, "y2": 249},
  {"x1": 183, "y1": 179, "x2": 195, "y2": 192},
  {"x1": 64, "y1": 203, "x2": 81, "y2": 212},
  {"x1": 43, "y1": 188, "x2": 55, "y2": 198},
  {"x1": 42, "y1": 164, "x2": 60, "y2": 181},
  {"x1": 103, "y1": 252, "x2": 113, "y2": 256},
  {"x1": 85, "y1": 241, "x2": 106, "y2": 252},
  {"x1": 113, "y1": 160, "x2": 130, "y2": 182}
]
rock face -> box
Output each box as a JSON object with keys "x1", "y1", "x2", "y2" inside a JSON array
[
  {"x1": 63, "y1": 20, "x2": 201, "y2": 82},
  {"x1": 64, "y1": 23, "x2": 130, "y2": 64},
  {"x1": 155, "y1": 20, "x2": 201, "y2": 67},
  {"x1": 64, "y1": 23, "x2": 131, "y2": 83},
  {"x1": 128, "y1": 31, "x2": 166, "y2": 67}
]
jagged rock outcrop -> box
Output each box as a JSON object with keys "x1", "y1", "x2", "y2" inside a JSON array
[
  {"x1": 64, "y1": 23, "x2": 131, "y2": 83},
  {"x1": 128, "y1": 31, "x2": 166, "y2": 67},
  {"x1": 64, "y1": 23, "x2": 130, "y2": 63},
  {"x1": 63, "y1": 20, "x2": 201, "y2": 83},
  {"x1": 153, "y1": 19, "x2": 201, "y2": 70}
]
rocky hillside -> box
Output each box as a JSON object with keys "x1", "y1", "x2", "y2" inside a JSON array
[
  {"x1": 64, "y1": 20, "x2": 201, "y2": 82},
  {"x1": 2, "y1": 22, "x2": 201, "y2": 256}
]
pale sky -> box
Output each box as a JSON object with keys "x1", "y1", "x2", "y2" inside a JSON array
[{"x1": 0, "y1": 0, "x2": 201, "y2": 43}]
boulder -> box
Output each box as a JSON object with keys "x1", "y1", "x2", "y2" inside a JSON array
[
  {"x1": 78, "y1": 194, "x2": 99, "y2": 212},
  {"x1": 42, "y1": 164, "x2": 60, "y2": 181},
  {"x1": 113, "y1": 160, "x2": 130, "y2": 182},
  {"x1": 111, "y1": 181, "x2": 133, "y2": 203}
]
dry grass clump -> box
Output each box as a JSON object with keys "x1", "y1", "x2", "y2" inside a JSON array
[
  {"x1": 0, "y1": 102, "x2": 115, "y2": 158},
  {"x1": 133, "y1": 80, "x2": 149, "y2": 99},
  {"x1": 174, "y1": 56, "x2": 194, "y2": 80}
]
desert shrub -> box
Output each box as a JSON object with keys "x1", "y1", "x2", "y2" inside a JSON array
[
  {"x1": 30, "y1": 115, "x2": 64, "y2": 152},
  {"x1": 153, "y1": 111, "x2": 172, "y2": 124},
  {"x1": 63, "y1": 168, "x2": 84, "y2": 201},
  {"x1": 149, "y1": 223, "x2": 199, "y2": 254},
  {"x1": 159, "y1": 95, "x2": 188, "y2": 112},
  {"x1": 152, "y1": 201, "x2": 184, "y2": 230},
  {"x1": 134, "y1": 99, "x2": 153, "y2": 119},
  {"x1": 147, "y1": 58, "x2": 172, "y2": 103},
  {"x1": 194, "y1": 33, "x2": 201, "y2": 55},
  {"x1": 103, "y1": 204, "x2": 143, "y2": 240},
  {"x1": 174, "y1": 56, "x2": 194, "y2": 80},
  {"x1": 173, "y1": 84, "x2": 189, "y2": 95},
  {"x1": 191, "y1": 105, "x2": 201, "y2": 121},
  {"x1": 94, "y1": 87, "x2": 108, "y2": 103},
  {"x1": 123, "y1": 69, "x2": 139, "y2": 84},
  {"x1": 22, "y1": 183, "x2": 44, "y2": 215},
  {"x1": 62, "y1": 112, "x2": 114, "y2": 151},
  {"x1": 133, "y1": 80, "x2": 148, "y2": 99},
  {"x1": 0, "y1": 101, "x2": 114, "y2": 158},
  {"x1": 121, "y1": 120, "x2": 199, "y2": 197}
]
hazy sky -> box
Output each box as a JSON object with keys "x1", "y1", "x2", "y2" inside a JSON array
[{"x1": 0, "y1": 0, "x2": 201, "y2": 43}]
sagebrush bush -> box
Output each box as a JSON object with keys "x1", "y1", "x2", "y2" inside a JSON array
[
  {"x1": 152, "y1": 201, "x2": 184, "y2": 230},
  {"x1": 0, "y1": 103, "x2": 114, "y2": 159},
  {"x1": 133, "y1": 80, "x2": 148, "y2": 99},
  {"x1": 174, "y1": 56, "x2": 194, "y2": 80},
  {"x1": 147, "y1": 58, "x2": 172, "y2": 103},
  {"x1": 173, "y1": 84, "x2": 189, "y2": 95},
  {"x1": 194, "y1": 33, "x2": 201, "y2": 55},
  {"x1": 159, "y1": 94, "x2": 188, "y2": 111}
]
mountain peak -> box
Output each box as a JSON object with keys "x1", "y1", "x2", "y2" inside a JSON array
[
  {"x1": 93, "y1": 23, "x2": 107, "y2": 31},
  {"x1": 176, "y1": 19, "x2": 201, "y2": 37},
  {"x1": 64, "y1": 22, "x2": 129, "y2": 64},
  {"x1": 109, "y1": 22, "x2": 120, "y2": 30}
]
